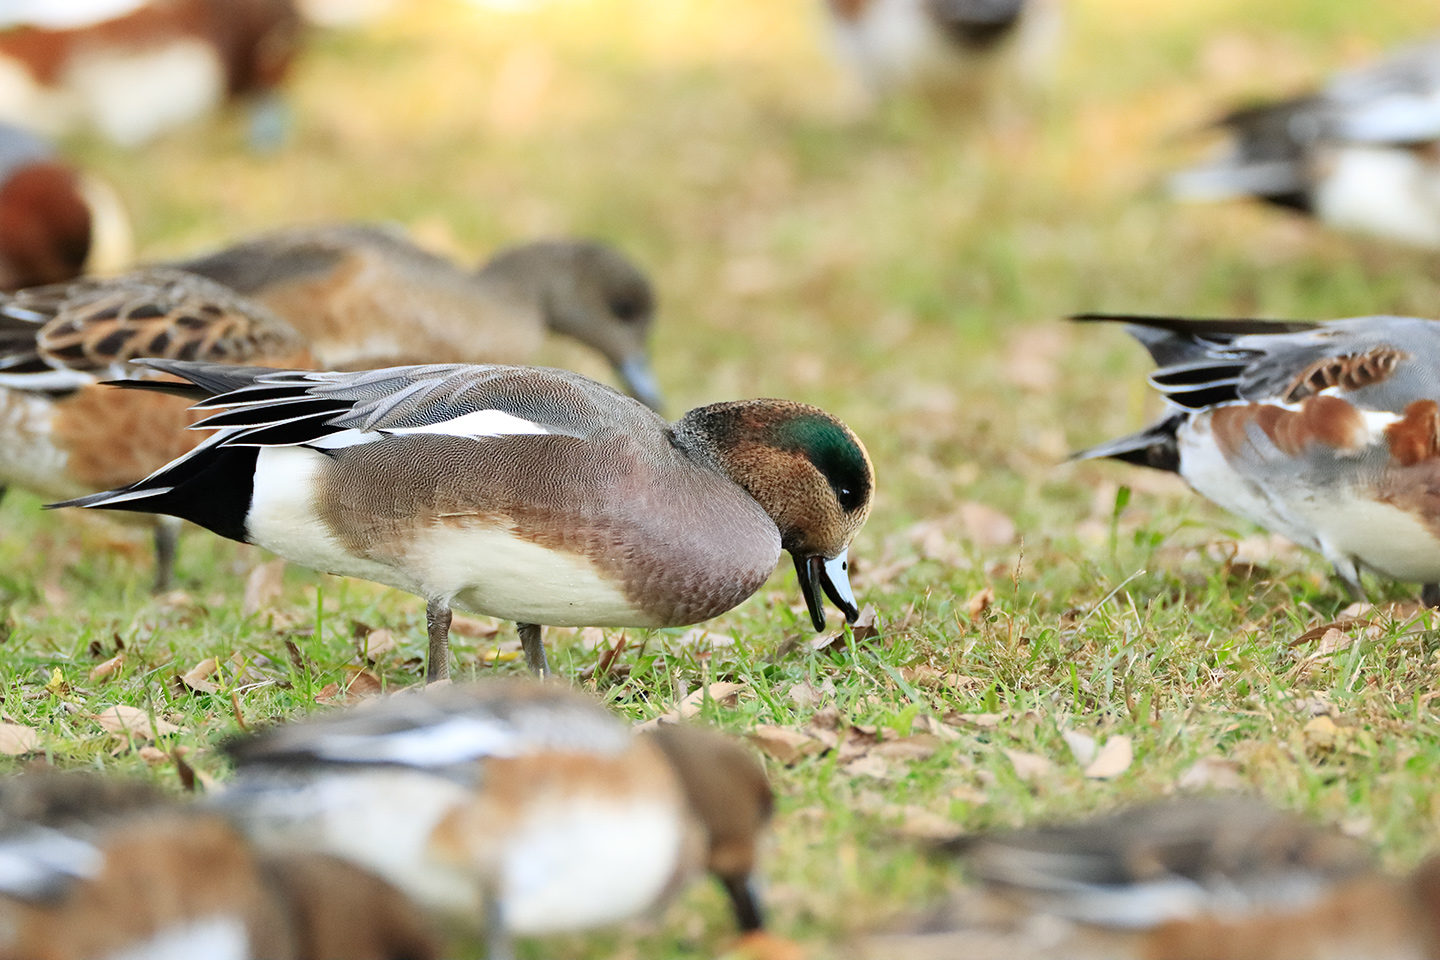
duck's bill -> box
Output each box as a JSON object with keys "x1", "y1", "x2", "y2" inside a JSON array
[
  {"x1": 615, "y1": 354, "x2": 665, "y2": 413},
  {"x1": 793, "y1": 550, "x2": 859, "y2": 632},
  {"x1": 721, "y1": 874, "x2": 765, "y2": 933}
]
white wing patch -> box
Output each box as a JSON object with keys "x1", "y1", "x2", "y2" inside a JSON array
[
  {"x1": 305, "y1": 715, "x2": 534, "y2": 766},
  {"x1": 0, "y1": 828, "x2": 103, "y2": 898},
  {"x1": 382, "y1": 409, "x2": 552, "y2": 439},
  {"x1": 105, "y1": 916, "x2": 250, "y2": 960}
]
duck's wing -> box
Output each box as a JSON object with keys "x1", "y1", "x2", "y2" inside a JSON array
[
  {"x1": 223, "y1": 682, "x2": 632, "y2": 775},
  {"x1": 0, "y1": 268, "x2": 303, "y2": 393}
]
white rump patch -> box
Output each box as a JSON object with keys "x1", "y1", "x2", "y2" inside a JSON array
[
  {"x1": 105, "y1": 916, "x2": 249, "y2": 960},
  {"x1": 0, "y1": 829, "x2": 102, "y2": 898},
  {"x1": 382, "y1": 409, "x2": 552, "y2": 439}
]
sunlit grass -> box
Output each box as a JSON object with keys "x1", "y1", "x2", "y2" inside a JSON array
[{"x1": 4, "y1": 0, "x2": 1440, "y2": 956}]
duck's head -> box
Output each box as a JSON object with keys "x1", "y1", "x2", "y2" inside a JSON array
[
  {"x1": 480, "y1": 240, "x2": 663, "y2": 411},
  {"x1": 645, "y1": 723, "x2": 774, "y2": 932},
  {"x1": 675, "y1": 400, "x2": 874, "y2": 630}
]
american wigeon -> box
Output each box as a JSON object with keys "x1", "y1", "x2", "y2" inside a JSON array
[
  {"x1": 55, "y1": 358, "x2": 872, "y2": 679},
  {"x1": 858, "y1": 796, "x2": 1439, "y2": 960},
  {"x1": 171, "y1": 223, "x2": 666, "y2": 411},
  {"x1": 0, "y1": 122, "x2": 129, "y2": 292},
  {"x1": 218, "y1": 680, "x2": 773, "y2": 958},
  {"x1": 1075, "y1": 312, "x2": 1440, "y2": 606},
  {"x1": 0, "y1": 268, "x2": 308, "y2": 589},
  {"x1": 1170, "y1": 38, "x2": 1440, "y2": 248},
  {"x1": 0, "y1": 770, "x2": 442, "y2": 960},
  {"x1": 0, "y1": 0, "x2": 302, "y2": 148},
  {"x1": 823, "y1": 0, "x2": 1061, "y2": 109}
]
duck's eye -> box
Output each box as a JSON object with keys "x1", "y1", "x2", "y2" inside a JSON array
[{"x1": 609, "y1": 296, "x2": 645, "y2": 323}]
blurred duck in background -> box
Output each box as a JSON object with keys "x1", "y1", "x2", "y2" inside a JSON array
[
  {"x1": 218, "y1": 681, "x2": 775, "y2": 959},
  {"x1": 0, "y1": 268, "x2": 307, "y2": 590},
  {"x1": 821, "y1": 0, "x2": 1061, "y2": 112},
  {"x1": 1073, "y1": 312, "x2": 1440, "y2": 608},
  {"x1": 172, "y1": 223, "x2": 667, "y2": 411},
  {"x1": 0, "y1": 770, "x2": 442, "y2": 960},
  {"x1": 0, "y1": 122, "x2": 130, "y2": 291},
  {"x1": 1170, "y1": 37, "x2": 1440, "y2": 249},
  {"x1": 0, "y1": 0, "x2": 303, "y2": 149},
  {"x1": 857, "y1": 796, "x2": 1438, "y2": 960}
]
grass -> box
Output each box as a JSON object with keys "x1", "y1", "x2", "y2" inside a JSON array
[{"x1": 4, "y1": 0, "x2": 1440, "y2": 956}]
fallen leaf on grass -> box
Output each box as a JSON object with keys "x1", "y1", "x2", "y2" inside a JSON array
[
  {"x1": 811, "y1": 604, "x2": 880, "y2": 654},
  {"x1": 1083, "y1": 735, "x2": 1133, "y2": 779},
  {"x1": 1062, "y1": 729, "x2": 1097, "y2": 766},
  {"x1": 959, "y1": 502, "x2": 1017, "y2": 547},
  {"x1": 1177, "y1": 756, "x2": 1245, "y2": 791},
  {"x1": 93, "y1": 705, "x2": 180, "y2": 740},
  {"x1": 1004, "y1": 749, "x2": 1054, "y2": 782},
  {"x1": 88, "y1": 652, "x2": 125, "y2": 683},
  {"x1": 316, "y1": 668, "x2": 383, "y2": 703},
  {"x1": 964, "y1": 586, "x2": 994, "y2": 620},
  {"x1": 841, "y1": 753, "x2": 892, "y2": 779},
  {"x1": 786, "y1": 678, "x2": 835, "y2": 709},
  {"x1": 175, "y1": 657, "x2": 219, "y2": 694},
  {"x1": 749, "y1": 725, "x2": 826, "y2": 765},
  {"x1": 450, "y1": 615, "x2": 501, "y2": 638},
  {"x1": 0, "y1": 723, "x2": 39, "y2": 756},
  {"x1": 356, "y1": 629, "x2": 398, "y2": 661},
  {"x1": 243, "y1": 559, "x2": 287, "y2": 615},
  {"x1": 635, "y1": 681, "x2": 748, "y2": 730}
]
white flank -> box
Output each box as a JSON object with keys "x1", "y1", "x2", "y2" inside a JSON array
[
  {"x1": 105, "y1": 916, "x2": 249, "y2": 960},
  {"x1": 423, "y1": 524, "x2": 651, "y2": 626},
  {"x1": 245, "y1": 446, "x2": 400, "y2": 586},
  {"x1": 0, "y1": 390, "x2": 89, "y2": 500},
  {"x1": 1314, "y1": 145, "x2": 1440, "y2": 250},
  {"x1": 0, "y1": 829, "x2": 102, "y2": 898},
  {"x1": 1, "y1": 0, "x2": 147, "y2": 29},
  {"x1": 68, "y1": 41, "x2": 225, "y2": 147},
  {"x1": 502, "y1": 798, "x2": 687, "y2": 933},
  {"x1": 228, "y1": 769, "x2": 481, "y2": 921},
  {"x1": 383, "y1": 408, "x2": 551, "y2": 439}
]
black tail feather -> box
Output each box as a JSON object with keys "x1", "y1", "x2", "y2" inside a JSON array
[{"x1": 1071, "y1": 414, "x2": 1183, "y2": 474}]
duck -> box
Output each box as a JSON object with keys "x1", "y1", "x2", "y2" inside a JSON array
[
  {"x1": 170, "y1": 223, "x2": 667, "y2": 411},
  {"x1": 0, "y1": 122, "x2": 130, "y2": 292},
  {"x1": 856, "y1": 796, "x2": 1438, "y2": 960},
  {"x1": 1074, "y1": 311, "x2": 1440, "y2": 607},
  {"x1": 217, "y1": 679, "x2": 774, "y2": 957},
  {"x1": 822, "y1": 0, "x2": 1061, "y2": 110},
  {"x1": 0, "y1": 0, "x2": 302, "y2": 149},
  {"x1": 1169, "y1": 37, "x2": 1440, "y2": 249},
  {"x1": 0, "y1": 267, "x2": 308, "y2": 590},
  {"x1": 0, "y1": 769, "x2": 442, "y2": 960},
  {"x1": 53, "y1": 358, "x2": 872, "y2": 679}
]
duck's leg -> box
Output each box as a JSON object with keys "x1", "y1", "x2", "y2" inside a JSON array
[
  {"x1": 426, "y1": 598, "x2": 452, "y2": 683},
  {"x1": 1331, "y1": 558, "x2": 1365, "y2": 603},
  {"x1": 484, "y1": 888, "x2": 514, "y2": 960},
  {"x1": 517, "y1": 622, "x2": 549, "y2": 677},
  {"x1": 1423, "y1": 584, "x2": 1440, "y2": 608},
  {"x1": 152, "y1": 518, "x2": 181, "y2": 593}
]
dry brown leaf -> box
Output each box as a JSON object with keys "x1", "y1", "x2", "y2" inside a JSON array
[
  {"x1": 1083, "y1": 736, "x2": 1134, "y2": 779},
  {"x1": 953, "y1": 712, "x2": 1004, "y2": 728},
  {"x1": 680, "y1": 681, "x2": 745, "y2": 718},
  {"x1": 786, "y1": 679, "x2": 835, "y2": 710},
  {"x1": 1303, "y1": 715, "x2": 1339, "y2": 751},
  {"x1": 1004, "y1": 749, "x2": 1053, "y2": 782},
  {"x1": 88, "y1": 652, "x2": 125, "y2": 683},
  {"x1": 450, "y1": 615, "x2": 501, "y2": 638},
  {"x1": 959, "y1": 502, "x2": 1017, "y2": 547},
  {"x1": 1062, "y1": 729, "x2": 1097, "y2": 766},
  {"x1": 176, "y1": 657, "x2": 220, "y2": 694},
  {"x1": 357, "y1": 629, "x2": 398, "y2": 660},
  {"x1": 873, "y1": 734, "x2": 943, "y2": 761},
  {"x1": 964, "y1": 586, "x2": 994, "y2": 620},
  {"x1": 1177, "y1": 756, "x2": 1245, "y2": 791},
  {"x1": 243, "y1": 559, "x2": 287, "y2": 615},
  {"x1": 748, "y1": 725, "x2": 825, "y2": 766},
  {"x1": 0, "y1": 722, "x2": 39, "y2": 756},
  {"x1": 1291, "y1": 618, "x2": 1368, "y2": 647},
  {"x1": 93, "y1": 705, "x2": 180, "y2": 740},
  {"x1": 842, "y1": 753, "x2": 893, "y2": 779},
  {"x1": 317, "y1": 668, "x2": 383, "y2": 703}
]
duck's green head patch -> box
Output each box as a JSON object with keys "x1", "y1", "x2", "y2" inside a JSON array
[{"x1": 773, "y1": 414, "x2": 872, "y2": 513}]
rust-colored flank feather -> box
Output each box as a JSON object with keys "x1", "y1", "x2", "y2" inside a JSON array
[
  {"x1": 1384, "y1": 400, "x2": 1440, "y2": 468},
  {"x1": 1210, "y1": 395, "x2": 1368, "y2": 459},
  {"x1": 1282, "y1": 348, "x2": 1406, "y2": 403}
]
